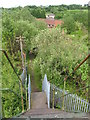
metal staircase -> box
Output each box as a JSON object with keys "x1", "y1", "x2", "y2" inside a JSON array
[{"x1": 0, "y1": 50, "x2": 90, "y2": 119}]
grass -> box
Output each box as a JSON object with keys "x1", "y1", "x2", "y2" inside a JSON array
[
  {"x1": 33, "y1": 61, "x2": 42, "y2": 91},
  {"x1": 67, "y1": 9, "x2": 88, "y2": 12},
  {"x1": 27, "y1": 57, "x2": 42, "y2": 92}
]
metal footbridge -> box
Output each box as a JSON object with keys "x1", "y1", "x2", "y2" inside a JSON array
[{"x1": 0, "y1": 50, "x2": 90, "y2": 119}]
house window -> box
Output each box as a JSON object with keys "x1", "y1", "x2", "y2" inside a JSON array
[{"x1": 48, "y1": 24, "x2": 51, "y2": 27}]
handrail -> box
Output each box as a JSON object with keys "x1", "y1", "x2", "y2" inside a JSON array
[
  {"x1": 55, "y1": 85, "x2": 90, "y2": 99},
  {"x1": 64, "y1": 54, "x2": 90, "y2": 81},
  {"x1": 0, "y1": 49, "x2": 26, "y2": 112},
  {"x1": 62, "y1": 54, "x2": 90, "y2": 110},
  {"x1": 55, "y1": 54, "x2": 90, "y2": 86},
  {"x1": 51, "y1": 83, "x2": 90, "y2": 112},
  {"x1": 0, "y1": 88, "x2": 26, "y2": 118},
  {"x1": 0, "y1": 49, "x2": 24, "y2": 86},
  {"x1": 42, "y1": 74, "x2": 50, "y2": 108},
  {"x1": 0, "y1": 88, "x2": 26, "y2": 101},
  {"x1": 50, "y1": 54, "x2": 90, "y2": 111}
]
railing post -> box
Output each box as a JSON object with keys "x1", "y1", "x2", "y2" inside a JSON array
[
  {"x1": 2, "y1": 105, "x2": 4, "y2": 118},
  {"x1": 28, "y1": 74, "x2": 31, "y2": 109},
  {"x1": 42, "y1": 74, "x2": 50, "y2": 108},
  {"x1": 62, "y1": 79, "x2": 66, "y2": 111},
  {"x1": 0, "y1": 92, "x2": 2, "y2": 119},
  {"x1": 52, "y1": 88, "x2": 55, "y2": 109},
  {"x1": 25, "y1": 76, "x2": 28, "y2": 110},
  {"x1": 48, "y1": 82, "x2": 50, "y2": 108},
  {"x1": 0, "y1": 8, "x2": 2, "y2": 119},
  {"x1": 20, "y1": 81, "x2": 24, "y2": 112}
]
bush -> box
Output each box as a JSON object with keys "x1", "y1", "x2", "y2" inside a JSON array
[{"x1": 61, "y1": 16, "x2": 76, "y2": 34}]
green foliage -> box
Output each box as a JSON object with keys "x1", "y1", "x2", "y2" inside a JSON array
[
  {"x1": 2, "y1": 54, "x2": 22, "y2": 117},
  {"x1": 2, "y1": 12, "x2": 16, "y2": 54},
  {"x1": 2, "y1": 7, "x2": 47, "y2": 117},
  {"x1": 32, "y1": 61, "x2": 42, "y2": 91},
  {"x1": 62, "y1": 16, "x2": 76, "y2": 34},
  {"x1": 61, "y1": 10, "x2": 88, "y2": 34},
  {"x1": 45, "y1": 4, "x2": 87, "y2": 14},
  {"x1": 2, "y1": 8, "x2": 47, "y2": 54},
  {"x1": 31, "y1": 8, "x2": 46, "y2": 18},
  {"x1": 67, "y1": 4, "x2": 82, "y2": 10},
  {"x1": 58, "y1": 5, "x2": 68, "y2": 11},
  {"x1": 72, "y1": 11, "x2": 88, "y2": 28},
  {"x1": 8, "y1": 7, "x2": 35, "y2": 22},
  {"x1": 31, "y1": 28, "x2": 88, "y2": 98},
  {"x1": 1, "y1": 5, "x2": 88, "y2": 117}
]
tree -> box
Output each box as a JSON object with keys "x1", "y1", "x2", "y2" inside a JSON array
[
  {"x1": 31, "y1": 8, "x2": 46, "y2": 18},
  {"x1": 62, "y1": 16, "x2": 76, "y2": 34}
]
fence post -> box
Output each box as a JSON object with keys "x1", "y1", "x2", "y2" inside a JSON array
[{"x1": 52, "y1": 88, "x2": 55, "y2": 109}]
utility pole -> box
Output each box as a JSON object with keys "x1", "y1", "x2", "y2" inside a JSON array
[
  {"x1": 16, "y1": 36, "x2": 26, "y2": 112},
  {"x1": 16, "y1": 36, "x2": 25, "y2": 70}
]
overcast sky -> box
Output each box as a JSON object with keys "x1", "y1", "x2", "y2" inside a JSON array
[{"x1": 0, "y1": 0, "x2": 89, "y2": 8}]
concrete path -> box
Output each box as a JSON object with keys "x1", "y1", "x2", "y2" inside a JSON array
[{"x1": 31, "y1": 92, "x2": 48, "y2": 109}]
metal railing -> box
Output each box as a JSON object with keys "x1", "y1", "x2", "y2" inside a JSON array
[
  {"x1": 42, "y1": 74, "x2": 50, "y2": 108},
  {"x1": 0, "y1": 49, "x2": 29, "y2": 118},
  {"x1": 50, "y1": 84, "x2": 90, "y2": 112},
  {"x1": 0, "y1": 88, "x2": 26, "y2": 101},
  {"x1": 21, "y1": 69, "x2": 26, "y2": 85},
  {"x1": 42, "y1": 54, "x2": 90, "y2": 112},
  {"x1": 50, "y1": 54, "x2": 90, "y2": 112}
]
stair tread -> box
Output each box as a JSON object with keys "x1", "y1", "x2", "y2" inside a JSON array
[
  {"x1": 31, "y1": 92, "x2": 48, "y2": 109},
  {"x1": 20, "y1": 108, "x2": 89, "y2": 118}
]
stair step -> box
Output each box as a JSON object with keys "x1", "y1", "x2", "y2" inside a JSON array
[
  {"x1": 20, "y1": 108, "x2": 89, "y2": 118},
  {"x1": 31, "y1": 92, "x2": 48, "y2": 109}
]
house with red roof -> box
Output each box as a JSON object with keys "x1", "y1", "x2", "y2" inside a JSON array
[
  {"x1": 37, "y1": 13, "x2": 63, "y2": 28},
  {"x1": 46, "y1": 13, "x2": 55, "y2": 19}
]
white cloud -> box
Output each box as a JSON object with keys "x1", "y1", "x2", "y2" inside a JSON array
[{"x1": 0, "y1": 0, "x2": 89, "y2": 8}]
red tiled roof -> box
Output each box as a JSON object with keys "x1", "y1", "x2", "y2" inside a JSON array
[
  {"x1": 55, "y1": 20, "x2": 63, "y2": 27},
  {"x1": 37, "y1": 18, "x2": 63, "y2": 27},
  {"x1": 45, "y1": 19, "x2": 55, "y2": 25},
  {"x1": 36, "y1": 18, "x2": 45, "y2": 21}
]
